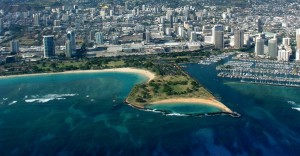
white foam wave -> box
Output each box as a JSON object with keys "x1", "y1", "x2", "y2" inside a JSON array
[
  {"x1": 292, "y1": 107, "x2": 300, "y2": 112},
  {"x1": 144, "y1": 109, "x2": 161, "y2": 113},
  {"x1": 288, "y1": 101, "x2": 300, "y2": 107},
  {"x1": 3, "y1": 98, "x2": 8, "y2": 101},
  {"x1": 25, "y1": 94, "x2": 78, "y2": 103},
  {"x1": 56, "y1": 98, "x2": 66, "y2": 100},
  {"x1": 288, "y1": 101, "x2": 296, "y2": 105},
  {"x1": 25, "y1": 98, "x2": 54, "y2": 103},
  {"x1": 8, "y1": 101, "x2": 17, "y2": 105},
  {"x1": 144, "y1": 109, "x2": 189, "y2": 116},
  {"x1": 166, "y1": 113, "x2": 188, "y2": 117}
]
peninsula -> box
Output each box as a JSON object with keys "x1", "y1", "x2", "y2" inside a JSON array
[
  {"x1": 0, "y1": 51, "x2": 235, "y2": 115},
  {"x1": 124, "y1": 67, "x2": 233, "y2": 115}
]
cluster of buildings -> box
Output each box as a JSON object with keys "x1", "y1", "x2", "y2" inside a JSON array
[
  {"x1": 0, "y1": 1, "x2": 300, "y2": 62},
  {"x1": 254, "y1": 28, "x2": 300, "y2": 61}
]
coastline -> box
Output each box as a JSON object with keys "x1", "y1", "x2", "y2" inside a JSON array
[
  {"x1": 149, "y1": 98, "x2": 233, "y2": 113},
  {"x1": 0, "y1": 67, "x2": 235, "y2": 116},
  {"x1": 0, "y1": 68, "x2": 155, "y2": 82}
]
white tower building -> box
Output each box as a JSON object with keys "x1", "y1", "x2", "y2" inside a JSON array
[
  {"x1": 268, "y1": 38, "x2": 278, "y2": 59},
  {"x1": 255, "y1": 37, "x2": 264, "y2": 56},
  {"x1": 95, "y1": 32, "x2": 104, "y2": 45},
  {"x1": 212, "y1": 24, "x2": 224, "y2": 44},
  {"x1": 214, "y1": 31, "x2": 224, "y2": 50}
]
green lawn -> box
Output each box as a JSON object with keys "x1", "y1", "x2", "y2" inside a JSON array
[
  {"x1": 127, "y1": 74, "x2": 214, "y2": 108},
  {"x1": 106, "y1": 60, "x2": 125, "y2": 67}
]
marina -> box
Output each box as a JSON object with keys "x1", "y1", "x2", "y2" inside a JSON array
[
  {"x1": 217, "y1": 57, "x2": 300, "y2": 87},
  {"x1": 198, "y1": 52, "x2": 236, "y2": 65}
]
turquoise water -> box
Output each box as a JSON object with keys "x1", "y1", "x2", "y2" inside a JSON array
[
  {"x1": 0, "y1": 67, "x2": 300, "y2": 155},
  {"x1": 147, "y1": 103, "x2": 221, "y2": 115}
]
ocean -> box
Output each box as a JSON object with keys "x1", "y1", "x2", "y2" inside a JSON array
[{"x1": 0, "y1": 66, "x2": 300, "y2": 155}]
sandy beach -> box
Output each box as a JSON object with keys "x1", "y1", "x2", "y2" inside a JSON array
[
  {"x1": 150, "y1": 98, "x2": 233, "y2": 113},
  {"x1": 0, "y1": 68, "x2": 156, "y2": 82}
]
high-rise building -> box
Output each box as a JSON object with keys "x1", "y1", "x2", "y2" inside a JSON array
[
  {"x1": 10, "y1": 40, "x2": 19, "y2": 54},
  {"x1": 0, "y1": 18, "x2": 3, "y2": 34},
  {"x1": 170, "y1": 14, "x2": 174, "y2": 28},
  {"x1": 165, "y1": 28, "x2": 171, "y2": 36},
  {"x1": 282, "y1": 37, "x2": 291, "y2": 46},
  {"x1": 89, "y1": 30, "x2": 95, "y2": 42},
  {"x1": 214, "y1": 31, "x2": 224, "y2": 50},
  {"x1": 125, "y1": 2, "x2": 129, "y2": 11},
  {"x1": 268, "y1": 38, "x2": 278, "y2": 59},
  {"x1": 95, "y1": 32, "x2": 104, "y2": 45},
  {"x1": 65, "y1": 40, "x2": 72, "y2": 58},
  {"x1": 234, "y1": 30, "x2": 244, "y2": 49},
  {"x1": 190, "y1": 31, "x2": 197, "y2": 42},
  {"x1": 255, "y1": 37, "x2": 264, "y2": 56},
  {"x1": 244, "y1": 33, "x2": 251, "y2": 47},
  {"x1": 145, "y1": 29, "x2": 151, "y2": 43},
  {"x1": 296, "y1": 49, "x2": 300, "y2": 61},
  {"x1": 43, "y1": 35, "x2": 55, "y2": 58},
  {"x1": 277, "y1": 46, "x2": 290, "y2": 61},
  {"x1": 67, "y1": 30, "x2": 76, "y2": 53},
  {"x1": 256, "y1": 18, "x2": 263, "y2": 33},
  {"x1": 212, "y1": 24, "x2": 224, "y2": 44},
  {"x1": 183, "y1": 7, "x2": 189, "y2": 21},
  {"x1": 178, "y1": 26, "x2": 185, "y2": 38},
  {"x1": 110, "y1": 10, "x2": 114, "y2": 16},
  {"x1": 296, "y1": 29, "x2": 300, "y2": 50},
  {"x1": 33, "y1": 13, "x2": 40, "y2": 26}
]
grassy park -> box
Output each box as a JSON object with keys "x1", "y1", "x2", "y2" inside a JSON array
[{"x1": 126, "y1": 74, "x2": 214, "y2": 108}]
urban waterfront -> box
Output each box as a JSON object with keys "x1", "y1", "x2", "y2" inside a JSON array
[
  {"x1": 0, "y1": 65, "x2": 299, "y2": 155},
  {"x1": 217, "y1": 55, "x2": 300, "y2": 87}
]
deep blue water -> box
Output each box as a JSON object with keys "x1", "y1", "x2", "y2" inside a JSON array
[{"x1": 0, "y1": 66, "x2": 299, "y2": 155}]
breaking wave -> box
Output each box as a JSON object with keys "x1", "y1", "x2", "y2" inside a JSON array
[
  {"x1": 144, "y1": 109, "x2": 162, "y2": 113},
  {"x1": 292, "y1": 107, "x2": 300, "y2": 112},
  {"x1": 166, "y1": 113, "x2": 189, "y2": 117},
  {"x1": 287, "y1": 101, "x2": 300, "y2": 112},
  {"x1": 25, "y1": 94, "x2": 78, "y2": 103},
  {"x1": 287, "y1": 101, "x2": 297, "y2": 105},
  {"x1": 144, "y1": 109, "x2": 188, "y2": 116},
  {"x1": 8, "y1": 101, "x2": 17, "y2": 105}
]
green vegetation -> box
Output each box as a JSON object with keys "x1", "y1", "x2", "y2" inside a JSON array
[
  {"x1": 126, "y1": 74, "x2": 214, "y2": 108},
  {"x1": 1, "y1": 50, "x2": 222, "y2": 75},
  {"x1": 106, "y1": 60, "x2": 125, "y2": 67}
]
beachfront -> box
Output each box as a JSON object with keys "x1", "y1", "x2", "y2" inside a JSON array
[
  {"x1": 0, "y1": 68, "x2": 156, "y2": 82},
  {"x1": 150, "y1": 98, "x2": 233, "y2": 113}
]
